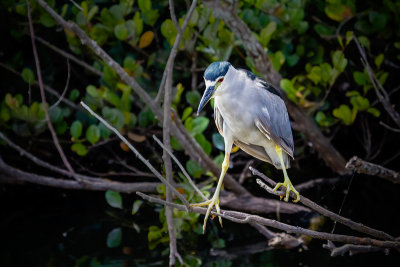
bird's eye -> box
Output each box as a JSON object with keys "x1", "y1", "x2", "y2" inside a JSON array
[{"x1": 218, "y1": 77, "x2": 224, "y2": 83}]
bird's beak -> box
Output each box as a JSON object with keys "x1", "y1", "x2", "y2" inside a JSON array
[{"x1": 197, "y1": 85, "x2": 214, "y2": 115}]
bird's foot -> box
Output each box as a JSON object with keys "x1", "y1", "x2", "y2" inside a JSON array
[
  {"x1": 190, "y1": 194, "x2": 222, "y2": 233},
  {"x1": 273, "y1": 178, "x2": 300, "y2": 203}
]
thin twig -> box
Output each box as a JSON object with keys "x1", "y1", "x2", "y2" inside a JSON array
[
  {"x1": 323, "y1": 240, "x2": 389, "y2": 256},
  {"x1": 251, "y1": 167, "x2": 394, "y2": 241},
  {"x1": 153, "y1": 135, "x2": 207, "y2": 201},
  {"x1": 34, "y1": 36, "x2": 103, "y2": 77},
  {"x1": 379, "y1": 121, "x2": 400, "y2": 133},
  {"x1": 49, "y1": 59, "x2": 70, "y2": 110},
  {"x1": 26, "y1": 0, "x2": 78, "y2": 180},
  {"x1": 137, "y1": 192, "x2": 400, "y2": 249},
  {"x1": 80, "y1": 101, "x2": 189, "y2": 209},
  {"x1": 0, "y1": 62, "x2": 77, "y2": 109},
  {"x1": 354, "y1": 35, "x2": 400, "y2": 128}
]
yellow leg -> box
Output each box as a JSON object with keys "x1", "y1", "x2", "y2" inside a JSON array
[
  {"x1": 190, "y1": 150, "x2": 230, "y2": 233},
  {"x1": 272, "y1": 145, "x2": 300, "y2": 203}
]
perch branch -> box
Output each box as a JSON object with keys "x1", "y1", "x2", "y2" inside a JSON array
[
  {"x1": 251, "y1": 167, "x2": 394, "y2": 241},
  {"x1": 345, "y1": 156, "x2": 400, "y2": 184},
  {"x1": 137, "y1": 192, "x2": 400, "y2": 249}
]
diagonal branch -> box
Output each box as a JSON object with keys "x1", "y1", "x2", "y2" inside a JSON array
[
  {"x1": 80, "y1": 101, "x2": 190, "y2": 209},
  {"x1": 251, "y1": 167, "x2": 394, "y2": 241}
]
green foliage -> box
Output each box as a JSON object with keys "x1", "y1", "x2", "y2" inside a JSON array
[
  {"x1": 105, "y1": 190, "x2": 123, "y2": 209},
  {"x1": 2, "y1": 0, "x2": 399, "y2": 263}
]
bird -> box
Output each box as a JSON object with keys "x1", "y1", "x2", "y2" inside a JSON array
[{"x1": 191, "y1": 61, "x2": 300, "y2": 233}]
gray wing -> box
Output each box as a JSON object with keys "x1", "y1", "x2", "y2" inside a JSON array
[
  {"x1": 254, "y1": 83, "x2": 294, "y2": 158},
  {"x1": 214, "y1": 105, "x2": 273, "y2": 164}
]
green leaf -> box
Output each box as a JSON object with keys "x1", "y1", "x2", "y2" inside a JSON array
[
  {"x1": 271, "y1": 51, "x2": 285, "y2": 72},
  {"x1": 259, "y1": 21, "x2": 276, "y2": 46},
  {"x1": 212, "y1": 133, "x2": 225, "y2": 151},
  {"x1": 353, "y1": 71, "x2": 367, "y2": 86},
  {"x1": 186, "y1": 160, "x2": 204, "y2": 178},
  {"x1": 138, "y1": 0, "x2": 151, "y2": 11},
  {"x1": 114, "y1": 23, "x2": 129, "y2": 40},
  {"x1": 107, "y1": 228, "x2": 122, "y2": 248},
  {"x1": 333, "y1": 104, "x2": 354, "y2": 125},
  {"x1": 71, "y1": 143, "x2": 88, "y2": 156},
  {"x1": 181, "y1": 107, "x2": 193, "y2": 121},
  {"x1": 86, "y1": 124, "x2": 100, "y2": 144},
  {"x1": 345, "y1": 31, "x2": 353, "y2": 46},
  {"x1": 69, "y1": 89, "x2": 80, "y2": 101},
  {"x1": 191, "y1": 117, "x2": 209, "y2": 135},
  {"x1": 133, "y1": 12, "x2": 143, "y2": 36},
  {"x1": 280, "y1": 79, "x2": 297, "y2": 102},
  {"x1": 332, "y1": 50, "x2": 347, "y2": 72},
  {"x1": 171, "y1": 136, "x2": 183, "y2": 151},
  {"x1": 49, "y1": 106, "x2": 63, "y2": 123},
  {"x1": 86, "y1": 85, "x2": 100, "y2": 98},
  {"x1": 195, "y1": 134, "x2": 212, "y2": 155},
  {"x1": 132, "y1": 200, "x2": 143, "y2": 215},
  {"x1": 374, "y1": 54, "x2": 384, "y2": 69},
  {"x1": 161, "y1": 19, "x2": 177, "y2": 46},
  {"x1": 186, "y1": 91, "x2": 201, "y2": 109},
  {"x1": 40, "y1": 12, "x2": 56, "y2": 27},
  {"x1": 358, "y1": 36, "x2": 370, "y2": 50},
  {"x1": 56, "y1": 120, "x2": 68, "y2": 134},
  {"x1": 314, "y1": 24, "x2": 334, "y2": 36},
  {"x1": 70, "y1": 120, "x2": 83, "y2": 139},
  {"x1": 105, "y1": 190, "x2": 123, "y2": 209},
  {"x1": 367, "y1": 107, "x2": 380, "y2": 117},
  {"x1": 21, "y1": 68, "x2": 35, "y2": 84},
  {"x1": 350, "y1": 96, "x2": 369, "y2": 111},
  {"x1": 325, "y1": 4, "x2": 348, "y2": 22}
]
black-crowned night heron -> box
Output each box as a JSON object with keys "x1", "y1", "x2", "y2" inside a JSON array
[{"x1": 191, "y1": 61, "x2": 300, "y2": 233}]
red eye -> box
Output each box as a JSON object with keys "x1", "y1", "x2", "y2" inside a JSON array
[{"x1": 218, "y1": 77, "x2": 224, "y2": 83}]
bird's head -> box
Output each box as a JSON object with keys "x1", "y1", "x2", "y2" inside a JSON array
[{"x1": 197, "y1": 61, "x2": 232, "y2": 115}]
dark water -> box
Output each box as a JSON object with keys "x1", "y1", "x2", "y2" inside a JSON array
[{"x1": 1, "y1": 182, "x2": 399, "y2": 267}]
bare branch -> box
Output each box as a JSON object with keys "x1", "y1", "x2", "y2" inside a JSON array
[
  {"x1": 0, "y1": 157, "x2": 158, "y2": 193},
  {"x1": 153, "y1": 135, "x2": 207, "y2": 201},
  {"x1": 323, "y1": 240, "x2": 389, "y2": 256},
  {"x1": 80, "y1": 101, "x2": 190, "y2": 209},
  {"x1": 27, "y1": 0, "x2": 78, "y2": 180},
  {"x1": 251, "y1": 167, "x2": 394, "y2": 241},
  {"x1": 137, "y1": 192, "x2": 400, "y2": 249},
  {"x1": 346, "y1": 156, "x2": 400, "y2": 184},
  {"x1": 379, "y1": 121, "x2": 400, "y2": 133}
]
